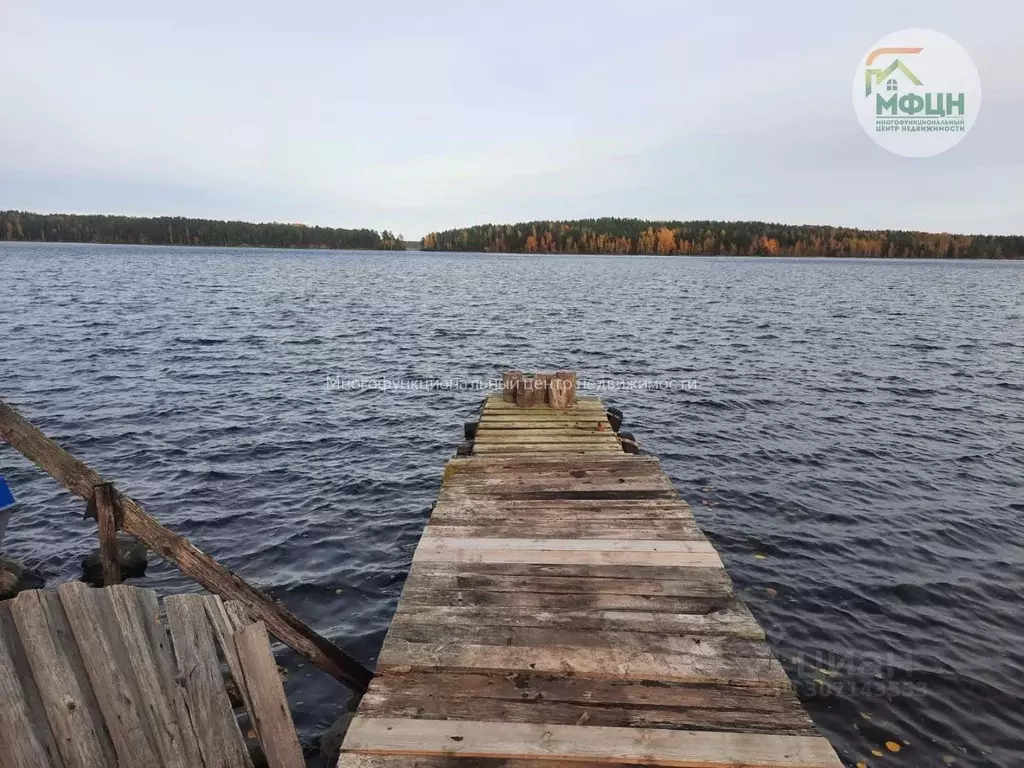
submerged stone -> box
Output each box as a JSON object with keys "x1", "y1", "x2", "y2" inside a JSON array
[
  {"x1": 0, "y1": 554, "x2": 45, "y2": 600},
  {"x1": 317, "y1": 712, "x2": 354, "y2": 767},
  {"x1": 82, "y1": 536, "x2": 148, "y2": 585}
]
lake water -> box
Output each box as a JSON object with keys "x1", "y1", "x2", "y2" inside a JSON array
[{"x1": 2, "y1": 243, "x2": 1022, "y2": 767}]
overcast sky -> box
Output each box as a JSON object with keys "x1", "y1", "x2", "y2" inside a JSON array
[{"x1": 1, "y1": 1, "x2": 1020, "y2": 238}]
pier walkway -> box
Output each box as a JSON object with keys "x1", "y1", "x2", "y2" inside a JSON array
[{"x1": 340, "y1": 394, "x2": 842, "y2": 767}]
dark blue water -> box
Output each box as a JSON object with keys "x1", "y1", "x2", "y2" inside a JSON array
[{"x1": 2, "y1": 243, "x2": 1022, "y2": 767}]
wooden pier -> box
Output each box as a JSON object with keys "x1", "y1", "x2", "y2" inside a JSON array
[{"x1": 340, "y1": 393, "x2": 843, "y2": 767}]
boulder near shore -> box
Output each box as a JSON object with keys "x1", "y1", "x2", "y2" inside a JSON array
[{"x1": 0, "y1": 554, "x2": 45, "y2": 600}]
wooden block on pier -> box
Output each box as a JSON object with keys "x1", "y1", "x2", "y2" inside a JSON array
[
  {"x1": 499, "y1": 370, "x2": 578, "y2": 410},
  {"x1": 548, "y1": 370, "x2": 578, "y2": 409},
  {"x1": 341, "y1": 390, "x2": 843, "y2": 768}
]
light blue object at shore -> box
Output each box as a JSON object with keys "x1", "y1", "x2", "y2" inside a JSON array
[
  {"x1": 0, "y1": 476, "x2": 15, "y2": 548},
  {"x1": 0, "y1": 476, "x2": 14, "y2": 512}
]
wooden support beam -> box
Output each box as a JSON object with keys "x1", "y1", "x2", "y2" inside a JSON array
[
  {"x1": 0, "y1": 398, "x2": 372, "y2": 693},
  {"x1": 92, "y1": 483, "x2": 121, "y2": 586}
]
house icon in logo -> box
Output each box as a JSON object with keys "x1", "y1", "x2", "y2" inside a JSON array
[{"x1": 864, "y1": 47, "x2": 923, "y2": 96}]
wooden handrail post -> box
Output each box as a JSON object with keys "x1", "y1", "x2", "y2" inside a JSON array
[
  {"x1": 92, "y1": 483, "x2": 122, "y2": 586},
  {"x1": 0, "y1": 398, "x2": 372, "y2": 693}
]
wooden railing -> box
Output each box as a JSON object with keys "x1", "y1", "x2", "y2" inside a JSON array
[{"x1": 0, "y1": 398, "x2": 372, "y2": 694}]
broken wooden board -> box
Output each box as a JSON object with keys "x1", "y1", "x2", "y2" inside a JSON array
[{"x1": 0, "y1": 586, "x2": 304, "y2": 768}]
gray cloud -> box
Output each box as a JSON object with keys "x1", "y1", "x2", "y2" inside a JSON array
[{"x1": 0, "y1": 0, "x2": 1020, "y2": 237}]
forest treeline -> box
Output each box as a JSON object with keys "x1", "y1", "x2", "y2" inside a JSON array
[
  {"x1": 0, "y1": 211, "x2": 405, "y2": 250},
  {"x1": 422, "y1": 218, "x2": 1023, "y2": 259}
]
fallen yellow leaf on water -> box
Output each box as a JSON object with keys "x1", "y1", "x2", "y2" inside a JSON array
[
  {"x1": 871, "y1": 749, "x2": 883, "y2": 757},
  {"x1": 860, "y1": 712, "x2": 871, "y2": 720},
  {"x1": 754, "y1": 553, "x2": 767, "y2": 559},
  {"x1": 942, "y1": 756, "x2": 956, "y2": 765},
  {"x1": 246, "y1": 729, "x2": 256, "y2": 739},
  {"x1": 885, "y1": 741, "x2": 902, "y2": 752},
  {"x1": 813, "y1": 678, "x2": 826, "y2": 686},
  {"x1": 855, "y1": 763, "x2": 868, "y2": 768}
]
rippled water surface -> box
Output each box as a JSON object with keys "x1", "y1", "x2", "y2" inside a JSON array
[{"x1": 2, "y1": 243, "x2": 1022, "y2": 766}]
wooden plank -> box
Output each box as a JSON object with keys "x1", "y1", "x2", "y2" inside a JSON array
[
  {"x1": 0, "y1": 398, "x2": 371, "y2": 693},
  {"x1": 407, "y1": 561, "x2": 731, "y2": 582},
  {"x1": 342, "y1": 718, "x2": 844, "y2": 766},
  {"x1": 386, "y1": 622, "x2": 769, "y2": 656},
  {"x1": 57, "y1": 581, "x2": 161, "y2": 767},
  {"x1": 412, "y1": 545, "x2": 723, "y2": 568},
  {"x1": 367, "y1": 669, "x2": 800, "y2": 711},
  {"x1": 427, "y1": 512, "x2": 700, "y2": 528},
  {"x1": 9, "y1": 590, "x2": 118, "y2": 768},
  {"x1": 441, "y1": 464, "x2": 667, "y2": 481},
  {"x1": 204, "y1": 594, "x2": 257, "y2": 721},
  {"x1": 224, "y1": 599, "x2": 257, "y2": 631},
  {"x1": 165, "y1": 594, "x2": 253, "y2": 768},
  {"x1": 132, "y1": 588, "x2": 206, "y2": 768},
  {"x1": 473, "y1": 432, "x2": 619, "y2": 443},
  {"x1": 474, "y1": 420, "x2": 607, "y2": 429},
  {"x1": 105, "y1": 586, "x2": 192, "y2": 768},
  {"x1": 0, "y1": 602, "x2": 55, "y2": 768},
  {"x1": 397, "y1": 587, "x2": 725, "y2": 613},
  {"x1": 376, "y1": 641, "x2": 791, "y2": 688},
  {"x1": 337, "y1": 757, "x2": 748, "y2": 768},
  {"x1": 445, "y1": 456, "x2": 661, "y2": 471},
  {"x1": 482, "y1": 405, "x2": 607, "y2": 415},
  {"x1": 479, "y1": 414, "x2": 610, "y2": 423},
  {"x1": 338, "y1": 757, "x2": 649, "y2": 768},
  {"x1": 417, "y1": 538, "x2": 717, "y2": 554},
  {"x1": 484, "y1": 396, "x2": 591, "y2": 410},
  {"x1": 405, "y1": 561, "x2": 737, "y2": 598},
  {"x1": 440, "y1": 478, "x2": 674, "y2": 494},
  {"x1": 473, "y1": 445, "x2": 621, "y2": 454},
  {"x1": 233, "y1": 621, "x2": 305, "y2": 768},
  {"x1": 431, "y1": 497, "x2": 691, "y2": 510},
  {"x1": 477, "y1": 409, "x2": 606, "y2": 418},
  {"x1": 358, "y1": 688, "x2": 816, "y2": 735},
  {"x1": 440, "y1": 493, "x2": 679, "y2": 505},
  {"x1": 390, "y1": 603, "x2": 763, "y2": 638},
  {"x1": 402, "y1": 568, "x2": 735, "y2": 598},
  {"x1": 423, "y1": 524, "x2": 706, "y2": 541},
  {"x1": 429, "y1": 500, "x2": 697, "y2": 525},
  {"x1": 479, "y1": 411, "x2": 606, "y2": 419},
  {"x1": 484, "y1": 397, "x2": 605, "y2": 407}
]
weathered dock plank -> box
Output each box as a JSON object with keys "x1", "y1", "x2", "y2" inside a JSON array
[
  {"x1": 341, "y1": 392, "x2": 842, "y2": 768},
  {"x1": 0, "y1": 586, "x2": 304, "y2": 768}
]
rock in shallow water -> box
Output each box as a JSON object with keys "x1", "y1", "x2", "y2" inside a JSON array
[
  {"x1": 82, "y1": 536, "x2": 148, "y2": 585},
  {"x1": 0, "y1": 554, "x2": 45, "y2": 600},
  {"x1": 318, "y1": 712, "x2": 354, "y2": 767},
  {"x1": 0, "y1": 569, "x2": 18, "y2": 598}
]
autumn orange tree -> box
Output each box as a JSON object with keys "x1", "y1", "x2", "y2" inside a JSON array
[{"x1": 420, "y1": 218, "x2": 1022, "y2": 260}]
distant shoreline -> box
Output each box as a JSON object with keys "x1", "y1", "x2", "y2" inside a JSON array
[
  {"x1": 6, "y1": 241, "x2": 1024, "y2": 262},
  {"x1": 4, "y1": 211, "x2": 1023, "y2": 259},
  {"x1": 0, "y1": 211, "x2": 405, "y2": 251}
]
